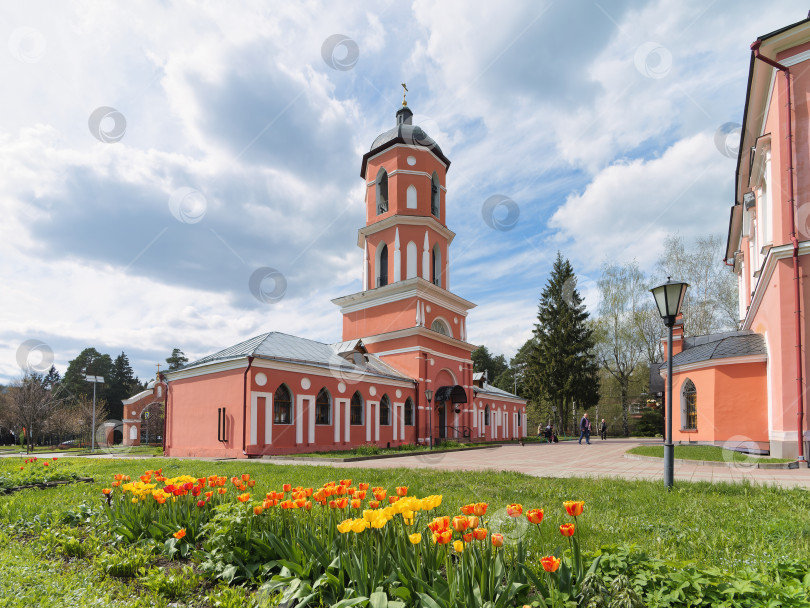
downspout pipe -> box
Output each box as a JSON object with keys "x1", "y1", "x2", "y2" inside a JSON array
[
  {"x1": 242, "y1": 356, "x2": 255, "y2": 456},
  {"x1": 751, "y1": 41, "x2": 805, "y2": 463}
]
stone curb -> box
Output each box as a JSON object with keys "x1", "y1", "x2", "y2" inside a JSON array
[
  {"x1": 264, "y1": 444, "x2": 502, "y2": 463},
  {"x1": 623, "y1": 453, "x2": 795, "y2": 470}
]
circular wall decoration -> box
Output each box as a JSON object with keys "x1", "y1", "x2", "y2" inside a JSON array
[
  {"x1": 406, "y1": 156, "x2": 416, "y2": 166},
  {"x1": 396, "y1": 389, "x2": 402, "y2": 398},
  {"x1": 369, "y1": 386, "x2": 377, "y2": 396},
  {"x1": 338, "y1": 382, "x2": 346, "y2": 393},
  {"x1": 301, "y1": 377, "x2": 311, "y2": 390},
  {"x1": 255, "y1": 372, "x2": 267, "y2": 386}
]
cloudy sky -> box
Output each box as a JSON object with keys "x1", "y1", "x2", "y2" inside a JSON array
[{"x1": 0, "y1": 0, "x2": 804, "y2": 384}]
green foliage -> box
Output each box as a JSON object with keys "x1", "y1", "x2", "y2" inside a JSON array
[
  {"x1": 139, "y1": 564, "x2": 200, "y2": 600},
  {"x1": 165, "y1": 347, "x2": 189, "y2": 370},
  {"x1": 0, "y1": 456, "x2": 79, "y2": 490},
  {"x1": 627, "y1": 444, "x2": 795, "y2": 463},
  {"x1": 94, "y1": 545, "x2": 153, "y2": 577},
  {"x1": 632, "y1": 407, "x2": 663, "y2": 437},
  {"x1": 471, "y1": 346, "x2": 509, "y2": 384}
]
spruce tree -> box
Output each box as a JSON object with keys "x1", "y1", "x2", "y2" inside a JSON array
[{"x1": 528, "y1": 252, "x2": 600, "y2": 434}]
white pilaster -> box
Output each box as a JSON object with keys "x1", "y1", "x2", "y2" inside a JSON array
[
  {"x1": 334, "y1": 399, "x2": 341, "y2": 443},
  {"x1": 363, "y1": 240, "x2": 369, "y2": 291},
  {"x1": 344, "y1": 398, "x2": 351, "y2": 442},
  {"x1": 375, "y1": 402, "x2": 380, "y2": 441},
  {"x1": 393, "y1": 228, "x2": 401, "y2": 282},
  {"x1": 422, "y1": 230, "x2": 430, "y2": 280},
  {"x1": 296, "y1": 396, "x2": 304, "y2": 444},
  {"x1": 307, "y1": 397, "x2": 315, "y2": 443}
]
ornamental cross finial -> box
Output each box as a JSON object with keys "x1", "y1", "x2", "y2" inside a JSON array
[{"x1": 401, "y1": 82, "x2": 408, "y2": 106}]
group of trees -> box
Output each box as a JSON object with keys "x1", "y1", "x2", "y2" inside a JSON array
[
  {"x1": 472, "y1": 234, "x2": 737, "y2": 437},
  {"x1": 0, "y1": 347, "x2": 189, "y2": 451}
]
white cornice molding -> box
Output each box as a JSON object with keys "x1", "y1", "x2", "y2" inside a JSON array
[
  {"x1": 659, "y1": 353, "x2": 767, "y2": 376},
  {"x1": 357, "y1": 214, "x2": 455, "y2": 248},
  {"x1": 374, "y1": 345, "x2": 473, "y2": 364},
  {"x1": 362, "y1": 325, "x2": 477, "y2": 352},
  {"x1": 332, "y1": 276, "x2": 476, "y2": 315},
  {"x1": 165, "y1": 359, "x2": 248, "y2": 381},
  {"x1": 744, "y1": 240, "x2": 810, "y2": 328},
  {"x1": 366, "y1": 143, "x2": 449, "y2": 170}
]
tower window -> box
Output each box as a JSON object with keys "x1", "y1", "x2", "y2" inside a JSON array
[
  {"x1": 682, "y1": 379, "x2": 697, "y2": 430},
  {"x1": 377, "y1": 243, "x2": 389, "y2": 287},
  {"x1": 431, "y1": 318, "x2": 450, "y2": 336},
  {"x1": 431, "y1": 244, "x2": 442, "y2": 287},
  {"x1": 377, "y1": 170, "x2": 389, "y2": 215},
  {"x1": 431, "y1": 173, "x2": 440, "y2": 217}
]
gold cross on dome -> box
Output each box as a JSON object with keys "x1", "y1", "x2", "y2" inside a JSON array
[{"x1": 401, "y1": 82, "x2": 408, "y2": 106}]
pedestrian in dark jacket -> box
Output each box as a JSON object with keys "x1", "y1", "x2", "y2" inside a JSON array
[
  {"x1": 578, "y1": 413, "x2": 591, "y2": 445},
  {"x1": 600, "y1": 419, "x2": 607, "y2": 440}
]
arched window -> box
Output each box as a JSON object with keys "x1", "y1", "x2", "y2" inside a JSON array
[
  {"x1": 431, "y1": 318, "x2": 450, "y2": 336},
  {"x1": 404, "y1": 398, "x2": 414, "y2": 426},
  {"x1": 274, "y1": 384, "x2": 292, "y2": 425},
  {"x1": 350, "y1": 391, "x2": 363, "y2": 426},
  {"x1": 380, "y1": 394, "x2": 391, "y2": 426},
  {"x1": 315, "y1": 388, "x2": 331, "y2": 425},
  {"x1": 376, "y1": 243, "x2": 389, "y2": 287},
  {"x1": 682, "y1": 379, "x2": 697, "y2": 430},
  {"x1": 406, "y1": 184, "x2": 417, "y2": 209},
  {"x1": 431, "y1": 244, "x2": 442, "y2": 287},
  {"x1": 484, "y1": 405, "x2": 490, "y2": 426},
  {"x1": 431, "y1": 172, "x2": 440, "y2": 217},
  {"x1": 377, "y1": 169, "x2": 389, "y2": 215},
  {"x1": 406, "y1": 241, "x2": 417, "y2": 279}
]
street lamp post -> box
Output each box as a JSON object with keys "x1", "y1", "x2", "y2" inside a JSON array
[
  {"x1": 650, "y1": 277, "x2": 689, "y2": 489},
  {"x1": 84, "y1": 373, "x2": 105, "y2": 453},
  {"x1": 425, "y1": 389, "x2": 434, "y2": 449}
]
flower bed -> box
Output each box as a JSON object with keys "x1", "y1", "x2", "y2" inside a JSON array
[
  {"x1": 99, "y1": 468, "x2": 615, "y2": 606},
  {"x1": 0, "y1": 457, "x2": 84, "y2": 493}
]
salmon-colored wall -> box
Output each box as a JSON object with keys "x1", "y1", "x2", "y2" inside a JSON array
[
  {"x1": 166, "y1": 368, "x2": 246, "y2": 458},
  {"x1": 671, "y1": 361, "x2": 767, "y2": 445},
  {"x1": 342, "y1": 296, "x2": 466, "y2": 343},
  {"x1": 366, "y1": 225, "x2": 448, "y2": 290}
]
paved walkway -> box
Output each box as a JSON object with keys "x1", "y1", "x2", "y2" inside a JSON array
[
  {"x1": 5, "y1": 441, "x2": 810, "y2": 488},
  {"x1": 262, "y1": 440, "x2": 810, "y2": 488}
]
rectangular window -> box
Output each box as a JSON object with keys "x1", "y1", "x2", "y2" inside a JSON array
[
  {"x1": 274, "y1": 403, "x2": 291, "y2": 425},
  {"x1": 315, "y1": 403, "x2": 330, "y2": 425},
  {"x1": 350, "y1": 404, "x2": 363, "y2": 425}
]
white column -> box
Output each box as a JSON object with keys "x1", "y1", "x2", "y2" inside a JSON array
[
  {"x1": 472, "y1": 403, "x2": 477, "y2": 429},
  {"x1": 308, "y1": 397, "x2": 315, "y2": 443},
  {"x1": 393, "y1": 228, "x2": 401, "y2": 282},
  {"x1": 295, "y1": 396, "x2": 304, "y2": 444},
  {"x1": 454, "y1": 410, "x2": 458, "y2": 437},
  {"x1": 363, "y1": 240, "x2": 369, "y2": 291},
  {"x1": 264, "y1": 394, "x2": 273, "y2": 444},
  {"x1": 422, "y1": 230, "x2": 430, "y2": 280},
  {"x1": 366, "y1": 402, "x2": 374, "y2": 442},
  {"x1": 375, "y1": 402, "x2": 380, "y2": 441},
  {"x1": 415, "y1": 299, "x2": 421, "y2": 326},
  {"x1": 393, "y1": 403, "x2": 400, "y2": 441},
  {"x1": 522, "y1": 410, "x2": 527, "y2": 437},
  {"x1": 334, "y1": 399, "x2": 340, "y2": 443},
  {"x1": 344, "y1": 399, "x2": 351, "y2": 442},
  {"x1": 399, "y1": 404, "x2": 405, "y2": 440},
  {"x1": 250, "y1": 395, "x2": 258, "y2": 445}
]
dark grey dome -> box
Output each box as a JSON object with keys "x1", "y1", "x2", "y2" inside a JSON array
[
  {"x1": 360, "y1": 105, "x2": 450, "y2": 178},
  {"x1": 370, "y1": 124, "x2": 444, "y2": 157}
]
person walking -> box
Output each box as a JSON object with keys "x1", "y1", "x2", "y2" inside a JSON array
[
  {"x1": 578, "y1": 412, "x2": 591, "y2": 445},
  {"x1": 600, "y1": 418, "x2": 607, "y2": 440}
]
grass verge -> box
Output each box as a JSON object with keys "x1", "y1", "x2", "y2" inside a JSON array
[{"x1": 627, "y1": 444, "x2": 795, "y2": 463}]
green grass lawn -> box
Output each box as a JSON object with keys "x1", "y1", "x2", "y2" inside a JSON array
[
  {"x1": 1, "y1": 456, "x2": 808, "y2": 606},
  {"x1": 627, "y1": 444, "x2": 795, "y2": 463}
]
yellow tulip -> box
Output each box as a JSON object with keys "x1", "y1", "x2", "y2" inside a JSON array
[
  {"x1": 453, "y1": 540, "x2": 464, "y2": 553},
  {"x1": 409, "y1": 533, "x2": 422, "y2": 545}
]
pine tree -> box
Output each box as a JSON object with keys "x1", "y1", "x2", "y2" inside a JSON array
[
  {"x1": 527, "y1": 252, "x2": 600, "y2": 435},
  {"x1": 166, "y1": 348, "x2": 188, "y2": 370}
]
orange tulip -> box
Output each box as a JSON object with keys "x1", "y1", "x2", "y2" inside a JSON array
[
  {"x1": 218, "y1": 488, "x2": 227, "y2": 495},
  {"x1": 247, "y1": 480, "x2": 256, "y2": 488},
  {"x1": 473, "y1": 503, "x2": 488, "y2": 516},
  {"x1": 452, "y1": 516, "x2": 469, "y2": 532},
  {"x1": 358, "y1": 482, "x2": 369, "y2": 491},
  {"x1": 467, "y1": 516, "x2": 479, "y2": 529},
  {"x1": 473, "y1": 528, "x2": 487, "y2": 541},
  {"x1": 351, "y1": 499, "x2": 361, "y2": 509},
  {"x1": 253, "y1": 506, "x2": 263, "y2": 515},
  {"x1": 491, "y1": 533, "x2": 504, "y2": 547},
  {"x1": 460, "y1": 504, "x2": 474, "y2": 515},
  {"x1": 560, "y1": 523, "x2": 575, "y2": 537},
  {"x1": 526, "y1": 508, "x2": 544, "y2": 525},
  {"x1": 304, "y1": 501, "x2": 312, "y2": 511},
  {"x1": 463, "y1": 532, "x2": 472, "y2": 542},
  {"x1": 237, "y1": 493, "x2": 251, "y2": 503},
  {"x1": 563, "y1": 500, "x2": 584, "y2": 517},
  {"x1": 388, "y1": 496, "x2": 399, "y2": 504},
  {"x1": 173, "y1": 529, "x2": 186, "y2": 540},
  {"x1": 506, "y1": 503, "x2": 523, "y2": 517},
  {"x1": 340, "y1": 479, "x2": 352, "y2": 486},
  {"x1": 540, "y1": 555, "x2": 561, "y2": 573},
  {"x1": 436, "y1": 530, "x2": 453, "y2": 544},
  {"x1": 241, "y1": 474, "x2": 250, "y2": 482},
  {"x1": 356, "y1": 490, "x2": 367, "y2": 500},
  {"x1": 396, "y1": 486, "x2": 408, "y2": 496},
  {"x1": 101, "y1": 488, "x2": 111, "y2": 495},
  {"x1": 369, "y1": 500, "x2": 379, "y2": 509},
  {"x1": 283, "y1": 483, "x2": 292, "y2": 492}
]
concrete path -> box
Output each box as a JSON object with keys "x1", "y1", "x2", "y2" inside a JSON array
[{"x1": 261, "y1": 440, "x2": 810, "y2": 489}]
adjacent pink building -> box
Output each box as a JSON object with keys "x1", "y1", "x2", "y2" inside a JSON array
[
  {"x1": 664, "y1": 16, "x2": 810, "y2": 461},
  {"x1": 157, "y1": 103, "x2": 527, "y2": 457}
]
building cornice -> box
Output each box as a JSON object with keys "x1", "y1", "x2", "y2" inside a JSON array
[
  {"x1": 357, "y1": 214, "x2": 456, "y2": 248},
  {"x1": 743, "y1": 240, "x2": 810, "y2": 329},
  {"x1": 332, "y1": 276, "x2": 476, "y2": 316},
  {"x1": 659, "y1": 353, "x2": 767, "y2": 376},
  {"x1": 361, "y1": 325, "x2": 477, "y2": 353},
  {"x1": 373, "y1": 345, "x2": 474, "y2": 364}
]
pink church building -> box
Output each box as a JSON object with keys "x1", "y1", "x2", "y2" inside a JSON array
[
  {"x1": 158, "y1": 103, "x2": 527, "y2": 458},
  {"x1": 664, "y1": 15, "x2": 810, "y2": 461}
]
